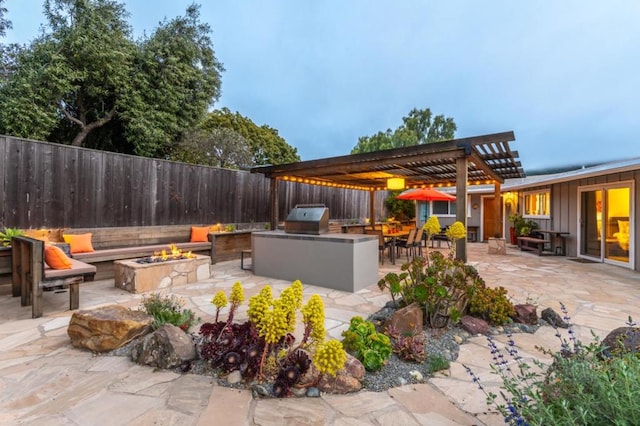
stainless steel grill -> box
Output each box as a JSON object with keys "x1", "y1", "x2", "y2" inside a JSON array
[{"x1": 284, "y1": 204, "x2": 329, "y2": 235}]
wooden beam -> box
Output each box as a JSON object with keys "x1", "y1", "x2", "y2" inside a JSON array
[
  {"x1": 269, "y1": 178, "x2": 278, "y2": 231},
  {"x1": 494, "y1": 182, "x2": 502, "y2": 238},
  {"x1": 455, "y1": 157, "x2": 468, "y2": 262}
]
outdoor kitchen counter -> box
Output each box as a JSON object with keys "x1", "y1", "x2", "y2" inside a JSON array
[{"x1": 251, "y1": 231, "x2": 379, "y2": 292}]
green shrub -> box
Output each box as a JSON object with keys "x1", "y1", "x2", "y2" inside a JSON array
[
  {"x1": 0, "y1": 227, "x2": 23, "y2": 247},
  {"x1": 140, "y1": 293, "x2": 199, "y2": 331},
  {"x1": 378, "y1": 251, "x2": 487, "y2": 328},
  {"x1": 342, "y1": 316, "x2": 392, "y2": 371},
  {"x1": 465, "y1": 304, "x2": 640, "y2": 425},
  {"x1": 468, "y1": 285, "x2": 515, "y2": 326}
]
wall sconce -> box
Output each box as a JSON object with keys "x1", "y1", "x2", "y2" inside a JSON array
[
  {"x1": 504, "y1": 192, "x2": 516, "y2": 206},
  {"x1": 472, "y1": 203, "x2": 478, "y2": 210},
  {"x1": 387, "y1": 177, "x2": 405, "y2": 190}
]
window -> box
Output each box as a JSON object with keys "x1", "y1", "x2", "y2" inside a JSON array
[
  {"x1": 433, "y1": 200, "x2": 455, "y2": 215},
  {"x1": 431, "y1": 197, "x2": 471, "y2": 217},
  {"x1": 523, "y1": 190, "x2": 550, "y2": 218}
]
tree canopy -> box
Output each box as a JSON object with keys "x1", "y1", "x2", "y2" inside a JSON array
[
  {"x1": 202, "y1": 107, "x2": 300, "y2": 165},
  {"x1": 350, "y1": 107, "x2": 457, "y2": 154},
  {"x1": 170, "y1": 128, "x2": 252, "y2": 169},
  {"x1": 0, "y1": 0, "x2": 224, "y2": 158}
]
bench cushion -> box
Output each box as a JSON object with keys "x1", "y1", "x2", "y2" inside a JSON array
[
  {"x1": 63, "y1": 233, "x2": 95, "y2": 254},
  {"x1": 44, "y1": 258, "x2": 96, "y2": 279},
  {"x1": 44, "y1": 245, "x2": 73, "y2": 269},
  {"x1": 71, "y1": 242, "x2": 212, "y2": 263}
]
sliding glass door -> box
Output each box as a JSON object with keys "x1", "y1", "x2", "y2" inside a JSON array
[{"x1": 579, "y1": 183, "x2": 632, "y2": 266}]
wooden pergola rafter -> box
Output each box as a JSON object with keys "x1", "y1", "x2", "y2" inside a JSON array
[{"x1": 251, "y1": 131, "x2": 525, "y2": 261}]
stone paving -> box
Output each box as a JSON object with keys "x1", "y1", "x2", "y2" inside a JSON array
[{"x1": 1, "y1": 243, "x2": 640, "y2": 425}]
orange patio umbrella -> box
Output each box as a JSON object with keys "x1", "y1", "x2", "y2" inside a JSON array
[{"x1": 395, "y1": 188, "x2": 456, "y2": 201}]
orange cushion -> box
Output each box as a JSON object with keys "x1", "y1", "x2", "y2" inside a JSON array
[
  {"x1": 63, "y1": 233, "x2": 95, "y2": 254},
  {"x1": 190, "y1": 226, "x2": 210, "y2": 242},
  {"x1": 44, "y1": 245, "x2": 72, "y2": 269}
]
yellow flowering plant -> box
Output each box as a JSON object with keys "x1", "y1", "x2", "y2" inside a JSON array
[{"x1": 211, "y1": 290, "x2": 228, "y2": 322}]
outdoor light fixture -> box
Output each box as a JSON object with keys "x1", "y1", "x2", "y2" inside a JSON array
[{"x1": 387, "y1": 177, "x2": 405, "y2": 190}]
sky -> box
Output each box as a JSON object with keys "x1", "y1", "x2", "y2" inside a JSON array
[{"x1": 4, "y1": 1, "x2": 640, "y2": 172}]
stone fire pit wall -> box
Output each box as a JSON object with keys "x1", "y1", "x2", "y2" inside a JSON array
[{"x1": 114, "y1": 255, "x2": 211, "y2": 293}]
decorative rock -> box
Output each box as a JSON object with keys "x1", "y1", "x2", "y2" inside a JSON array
[
  {"x1": 601, "y1": 326, "x2": 640, "y2": 356},
  {"x1": 453, "y1": 335, "x2": 464, "y2": 345},
  {"x1": 131, "y1": 324, "x2": 196, "y2": 369},
  {"x1": 315, "y1": 352, "x2": 364, "y2": 394},
  {"x1": 67, "y1": 305, "x2": 153, "y2": 352},
  {"x1": 512, "y1": 304, "x2": 538, "y2": 325},
  {"x1": 342, "y1": 353, "x2": 365, "y2": 380},
  {"x1": 459, "y1": 315, "x2": 489, "y2": 335},
  {"x1": 252, "y1": 384, "x2": 272, "y2": 398},
  {"x1": 541, "y1": 307, "x2": 569, "y2": 328},
  {"x1": 305, "y1": 387, "x2": 321, "y2": 398},
  {"x1": 409, "y1": 370, "x2": 423, "y2": 381},
  {"x1": 296, "y1": 363, "x2": 321, "y2": 388},
  {"x1": 226, "y1": 370, "x2": 242, "y2": 384},
  {"x1": 317, "y1": 373, "x2": 362, "y2": 394},
  {"x1": 384, "y1": 303, "x2": 423, "y2": 335}
]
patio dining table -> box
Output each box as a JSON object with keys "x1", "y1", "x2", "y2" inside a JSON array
[
  {"x1": 537, "y1": 230, "x2": 570, "y2": 256},
  {"x1": 383, "y1": 230, "x2": 410, "y2": 264}
]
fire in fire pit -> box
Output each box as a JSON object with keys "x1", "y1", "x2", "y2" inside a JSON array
[{"x1": 136, "y1": 244, "x2": 196, "y2": 264}]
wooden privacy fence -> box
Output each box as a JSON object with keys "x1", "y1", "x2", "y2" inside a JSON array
[{"x1": 0, "y1": 135, "x2": 386, "y2": 229}]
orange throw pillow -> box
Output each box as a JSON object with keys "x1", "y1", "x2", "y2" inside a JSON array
[
  {"x1": 63, "y1": 233, "x2": 95, "y2": 254},
  {"x1": 44, "y1": 245, "x2": 72, "y2": 269},
  {"x1": 190, "y1": 226, "x2": 210, "y2": 242}
]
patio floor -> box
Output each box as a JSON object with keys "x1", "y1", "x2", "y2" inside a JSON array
[{"x1": 1, "y1": 243, "x2": 639, "y2": 425}]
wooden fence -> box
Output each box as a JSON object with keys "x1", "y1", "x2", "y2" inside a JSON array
[{"x1": 0, "y1": 135, "x2": 387, "y2": 229}]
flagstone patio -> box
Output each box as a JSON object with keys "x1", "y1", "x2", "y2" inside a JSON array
[{"x1": 1, "y1": 243, "x2": 639, "y2": 425}]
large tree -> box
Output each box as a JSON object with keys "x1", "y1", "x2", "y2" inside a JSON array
[
  {"x1": 203, "y1": 107, "x2": 300, "y2": 165},
  {"x1": 170, "y1": 128, "x2": 252, "y2": 169},
  {"x1": 350, "y1": 107, "x2": 457, "y2": 154},
  {"x1": 0, "y1": 0, "x2": 10, "y2": 37},
  {"x1": 0, "y1": 1, "x2": 223, "y2": 157}
]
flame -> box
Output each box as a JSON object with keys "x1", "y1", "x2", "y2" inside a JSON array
[{"x1": 150, "y1": 244, "x2": 196, "y2": 262}]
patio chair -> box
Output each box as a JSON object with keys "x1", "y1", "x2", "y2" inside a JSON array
[
  {"x1": 412, "y1": 227, "x2": 424, "y2": 256},
  {"x1": 365, "y1": 229, "x2": 392, "y2": 264},
  {"x1": 395, "y1": 228, "x2": 417, "y2": 260}
]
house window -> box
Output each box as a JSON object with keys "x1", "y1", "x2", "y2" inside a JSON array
[
  {"x1": 432, "y1": 197, "x2": 472, "y2": 217},
  {"x1": 523, "y1": 190, "x2": 550, "y2": 218}
]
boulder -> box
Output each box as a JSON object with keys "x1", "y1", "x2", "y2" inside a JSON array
[
  {"x1": 601, "y1": 326, "x2": 640, "y2": 357},
  {"x1": 460, "y1": 315, "x2": 489, "y2": 335},
  {"x1": 67, "y1": 305, "x2": 153, "y2": 352},
  {"x1": 131, "y1": 324, "x2": 196, "y2": 369},
  {"x1": 384, "y1": 303, "x2": 423, "y2": 335},
  {"x1": 541, "y1": 307, "x2": 569, "y2": 328},
  {"x1": 512, "y1": 304, "x2": 538, "y2": 325},
  {"x1": 317, "y1": 373, "x2": 362, "y2": 394},
  {"x1": 316, "y1": 353, "x2": 364, "y2": 394}
]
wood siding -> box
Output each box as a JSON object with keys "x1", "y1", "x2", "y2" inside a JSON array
[{"x1": 1, "y1": 136, "x2": 386, "y2": 229}]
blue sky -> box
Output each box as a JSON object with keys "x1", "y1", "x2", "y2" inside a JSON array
[{"x1": 4, "y1": 1, "x2": 640, "y2": 171}]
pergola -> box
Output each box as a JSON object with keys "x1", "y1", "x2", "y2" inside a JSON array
[{"x1": 251, "y1": 131, "x2": 525, "y2": 261}]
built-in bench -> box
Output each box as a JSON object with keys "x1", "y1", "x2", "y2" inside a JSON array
[
  {"x1": 11, "y1": 236, "x2": 97, "y2": 318},
  {"x1": 517, "y1": 236, "x2": 550, "y2": 255}
]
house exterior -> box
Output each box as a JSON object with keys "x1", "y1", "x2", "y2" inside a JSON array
[{"x1": 419, "y1": 157, "x2": 639, "y2": 271}]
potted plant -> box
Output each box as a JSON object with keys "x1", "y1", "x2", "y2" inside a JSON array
[
  {"x1": 0, "y1": 227, "x2": 24, "y2": 247},
  {"x1": 508, "y1": 213, "x2": 524, "y2": 244}
]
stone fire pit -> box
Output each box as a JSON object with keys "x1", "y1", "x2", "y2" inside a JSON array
[{"x1": 114, "y1": 255, "x2": 211, "y2": 293}]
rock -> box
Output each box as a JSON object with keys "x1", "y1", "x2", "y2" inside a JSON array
[
  {"x1": 384, "y1": 303, "x2": 423, "y2": 335},
  {"x1": 305, "y1": 387, "x2": 321, "y2": 398},
  {"x1": 343, "y1": 353, "x2": 365, "y2": 380},
  {"x1": 131, "y1": 324, "x2": 196, "y2": 369},
  {"x1": 317, "y1": 373, "x2": 362, "y2": 394},
  {"x1": 459, "y1": 315, "x2": 489, "y2": 335},
  {"x1": 453, "y1": 335, "x2": 463, "y2": 345},
  {"x1": 409, "y1": 370, "x2": 423, "y2": 381},
  {"x1": 541, "y1": 307, "x2": 569, "y2": 328},
  {"x1": 226, "y1": 370, "x2": 242, "y2": 384},
  {"x1": 252, "y1": 384, "x2": 272, "y2": 398},
  {"x1": 315, "y1": 352, "x2": 364, "y2": 394},
  {"x1": 601, "y1": 327, "x2": 640, "y2": 356},
  {"x1": 67, "y1": 305, "x2": 153, "y2": 352},
  {"x1": 296, "y1": 363, "x2": 321, "y2": 388},
  {"x1": 512, "y1": 304, "x2": 538, "y2": 325}
]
